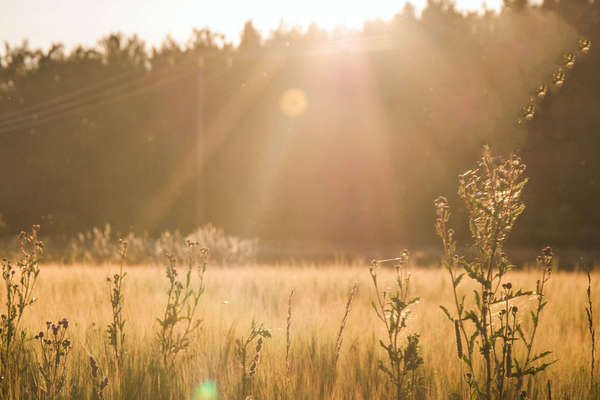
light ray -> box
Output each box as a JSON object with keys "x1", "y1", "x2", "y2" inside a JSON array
[{"x1": 138, "y1": 54, "x2": 285, "y2": 229}]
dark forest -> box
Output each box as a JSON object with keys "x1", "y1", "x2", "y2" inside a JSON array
[{"x1": 1, "y1": 0, "x2": 599, "y2": 256}]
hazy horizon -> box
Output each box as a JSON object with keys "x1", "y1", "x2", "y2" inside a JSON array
[{"x1": 1, "y1": 0, "x2": 515, "y2": 51}]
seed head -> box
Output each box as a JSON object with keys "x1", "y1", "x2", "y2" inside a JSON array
[
  {"x1": 454, "y1": 319, "x2": 463, "y2": 359},
  {"x1": 90, "y1": 357, "x2": 98, "y2": 378},
  {"x1": 434, "y1": 196, "x2": 449, "y2": 210}
]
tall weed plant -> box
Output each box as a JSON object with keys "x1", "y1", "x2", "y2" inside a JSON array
[{"x1": 436, "y1": 147, "x2": 554, "y2": 399}]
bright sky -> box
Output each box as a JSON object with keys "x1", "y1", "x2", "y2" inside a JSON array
[{"x1": 1, "y1": 0, "x2": 505, "y2": 51}]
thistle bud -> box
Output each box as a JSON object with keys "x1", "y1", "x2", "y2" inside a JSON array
[{"x1": 454, "y1": 319, "x2": 463, "y2": 359}]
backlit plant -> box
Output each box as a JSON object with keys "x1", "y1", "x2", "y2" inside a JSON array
[
  {"x1": 156, "y1": 242, "x2": 208, "y2": 367},
  {"x1": 235, "y1": 320, "x2": 271, "y2": 399},
  {"x1": 106, "y1": 239, "x2": 128, "y2": 372},
  {"x1": 436, "y1": 147, "x2": 554, "y2": 399},
  {"x1": 35, "y1": 318, "x2": 72, "y2": 398},
  {"x1": 0, "y1": 226, "x2": 43, "y2": 396},
  {"x1": 369, "y1": 251, "x2": 423, "y2": 399}
]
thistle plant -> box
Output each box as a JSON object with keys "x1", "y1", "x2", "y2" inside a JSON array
[
  {"x1": 435, "y1": 148, "x2": 554, "y2": 399},
  {"x1": 89, "y1": 356, "x2": 109, "y2": 400},
  {"x1": 369, "y1": 251, "x2": 423, "y2": 400},
  {"x1": 0, "y1": 225, "x2": 43, "y2": 394},
  {"x1": 106, "y1": 239, "x2": 128, "y2": 372},
  {"x1": 156, "y1": 242, "x2": 208, "y2": 367},
  {"x1": 235, "y1": 320, "x2": 271, "y2": 399},
  {"x1": 34, "y1": 318, "x2": 72, "y2": 398}
]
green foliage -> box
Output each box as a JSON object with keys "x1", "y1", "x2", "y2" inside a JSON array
[
  {"x1": 435, "y1": 148, "x2": 554, "y2": 399},
  {"x1": 369, "y1": 252, "x2": 423, "y2": 399}
]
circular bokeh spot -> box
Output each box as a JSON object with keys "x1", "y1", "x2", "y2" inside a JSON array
[
  {"x1": 192, "y1": 380, "x2": 218, "y2": 400},
  {"x1": 280, "y1": 88, "x2": 307, "y2": 117}
]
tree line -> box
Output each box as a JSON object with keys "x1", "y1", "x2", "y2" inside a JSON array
[{"x1": 1, "y1": 0, "x2": 599, "y2": 257}]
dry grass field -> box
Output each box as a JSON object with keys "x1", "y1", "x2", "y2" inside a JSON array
[{"x1": 12, "y1": 262, "x2": 598, "y2": 399}]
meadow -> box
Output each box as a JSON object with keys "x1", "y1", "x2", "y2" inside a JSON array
[
  {"x1": 1, "y1": 150, "x2": 598, "y2": 400},
  {"x1": 3, "y1": 259, "x2": 596, "y2": 399},
  {"x1": 1, "y1": 2, "x2": 597, "y2": 399}
]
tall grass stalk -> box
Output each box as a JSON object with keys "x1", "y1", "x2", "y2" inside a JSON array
[
  {"x1": 334, "y1": 283, "x2": 358, "y2": 372},
  {"x1": 586, "y1": 269, "x2": 596, "y2": 394},
  {"x1": 285, "y1": 288, "x2": 294, "y2": 385}
]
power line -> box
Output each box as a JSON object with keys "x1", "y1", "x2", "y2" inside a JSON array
[
  {"x1": 0, "y1": 67, "x2": 141, "y2": 123},
  {"x1": 0, "y1": 32, "x2": 407, "y2": 135},
  {"x1": 0, "y1": 51, "x2": 237, "y2": 132},
  {"x1": 0, "y1": 64, "x2": 194, "y2": 131},
  {"x1": 0, "y1": 51, "x2": 230, "y2": 129},
  {"x1": 0, "y1": 63, "x2": 205, "y2": 135}
]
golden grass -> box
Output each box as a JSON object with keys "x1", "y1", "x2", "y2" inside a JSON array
[{"x1": 17, "y1": 263, "x2": 600, "y2": 399}]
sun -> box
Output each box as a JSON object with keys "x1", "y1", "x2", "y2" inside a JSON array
[{"x1": 227, "y1": 0, "x2": 504, "y2": 41}]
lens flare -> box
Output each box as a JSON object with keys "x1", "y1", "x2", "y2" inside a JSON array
[
  {"x1": 192, "y1": 380, "x2": 218, "y2": 400},
  {"x1": 280, "y1": 88, "x2": 307, "y2": 117}
]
